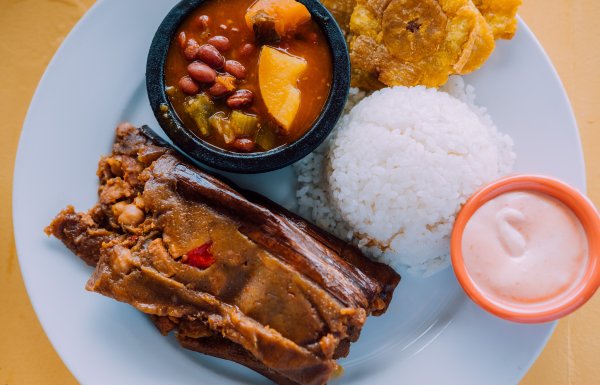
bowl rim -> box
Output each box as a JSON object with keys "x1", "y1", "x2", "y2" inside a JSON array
[
  {"x1": 146, "y1": 0, "x2": 350, "y2": 173},
  {"x1": 450, "y1": 174, "x2": 600, "y2": 323}
]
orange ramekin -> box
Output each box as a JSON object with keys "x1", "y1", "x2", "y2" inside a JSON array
[{"x1": 451, "y1": 175, "x2": 600, "y2": 323}]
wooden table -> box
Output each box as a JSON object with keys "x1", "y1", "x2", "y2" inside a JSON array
[{"x1": 0, "y1": 0, "x2": 598, "y2": 383}]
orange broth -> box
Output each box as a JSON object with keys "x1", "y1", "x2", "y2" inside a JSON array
[{"x1": 164, "y1": 0, "x2": 333, "y2": 152}]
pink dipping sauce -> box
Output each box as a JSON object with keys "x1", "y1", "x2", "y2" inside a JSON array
[{"x1": 462, "y1": 191, "x2": 589, "y2": 304}]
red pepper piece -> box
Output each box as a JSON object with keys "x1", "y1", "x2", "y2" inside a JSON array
[{"x1": 184, "y1": 241, "x2": 215, "y2": 269}]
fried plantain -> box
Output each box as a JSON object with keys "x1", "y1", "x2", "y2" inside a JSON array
[
  {"x1": 320, "y1": 0, "x2": 358, "y2": 29},
  {"x1": 347, "y1": 0, "x2": 495, "y2": 89},
  {"x1": 382, "y1": 0, "x2": 448, "y2": 61},
  {"x1": 473, "y1": 0, "x2": 521, "y2": 39}
]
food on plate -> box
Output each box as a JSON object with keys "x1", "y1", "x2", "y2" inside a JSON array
[
  {"x1": 347, "y1": 0, "x2": 495, "y2": 89},
  {"x1": 462, "y1": 190, "x2": 588, "y2": 303},
  {"x1": 46, "y1": 124, "x2": 400, "y2": 385},
  {"x1": 295, "y1": 78, "x2": 515, "y2": 276},
  {"x1": 320, "y1": 0, "x2": 521, "y2": 39},
  {"x1": 451, "y1": 175, "x2": 600, "y2": 323},
  {"x1": 164, "y1": 0, "x2": 332, "y2": 152},
  {"x1": 315, "y1": 0, "x2": 522, "y2": 89},
  {"x1": 472, "y1": 0, "x2": 522, "y2": 39}
]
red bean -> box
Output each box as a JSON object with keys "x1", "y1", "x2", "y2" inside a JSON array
[
  {"x1": 207, "y1": 82, "x2": 231, "y2": 98},
  {"x1": 183, "y1": 39, "x2": 200, "y2": 61},
  {"x1": 224, "y1": 60, "x2": 246, "y2": 79},
  {"x1": 196, "y1": 44, "x2": 225, "y2": 69},
  {"x1": 227, "y1": 89, "x2": 254, "y2": 109},
  {"x1": 239, "y1": 43, "x2": 255, "y2": 57},
  {"x1": 187, "y1": 62, "x2": 217, "y2": 84},
  {"x1": 195, "y1": 15, "x2": 210, "y2": 30},
  {"x1": 178, "y1": 31, "x2": 187, "y2": 49},
  {"x1": 231, "y1": 138, "x2": 255, "y2": 152},
  {"x1": 178, "y1": 76, "x2": 200, "y2": 95},
  {"x1": 207, "y1": 36, "x2": 231, "y2": 52}
]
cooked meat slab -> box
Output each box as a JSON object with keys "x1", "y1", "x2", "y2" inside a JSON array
[{"x1": 46, "y1": 124, "x2": 400, "y2": 385}]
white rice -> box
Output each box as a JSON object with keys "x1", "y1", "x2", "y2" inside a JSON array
[{"x1": 294, "y1": 77, "x2": 515, "y2": 276}]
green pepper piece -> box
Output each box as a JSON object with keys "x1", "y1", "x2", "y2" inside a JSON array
[
  {"x1": 184, "y1": 94, "x2": 215, "y2": 136},
  {"x1": 230, "y1": 111, "x2": 259, "y2": 137}
]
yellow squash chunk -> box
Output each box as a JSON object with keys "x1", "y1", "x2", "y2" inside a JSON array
[
  {"x1": 245, "y1": 0, "x2": 312, "y2": 37},
  {"x1": 258, "y1": 46, "x2": 307, "y2": 131}
]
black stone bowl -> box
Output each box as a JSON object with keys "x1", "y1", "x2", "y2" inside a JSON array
[{"x1": 146, "y1": 0, "x2": 350, "y2": 174}]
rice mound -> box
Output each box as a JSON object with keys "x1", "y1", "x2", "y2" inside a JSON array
[{"x1": 295, "y1": 78, "x2": 515, "y2": 276}]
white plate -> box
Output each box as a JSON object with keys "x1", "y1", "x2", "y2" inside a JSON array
[{"x1": 13, "y1": 1, "x2": 585, "y2": 384}]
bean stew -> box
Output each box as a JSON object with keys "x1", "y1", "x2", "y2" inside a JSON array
[{"x1": 164, "y1": 0, "x2": 333, "y2": 153}]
